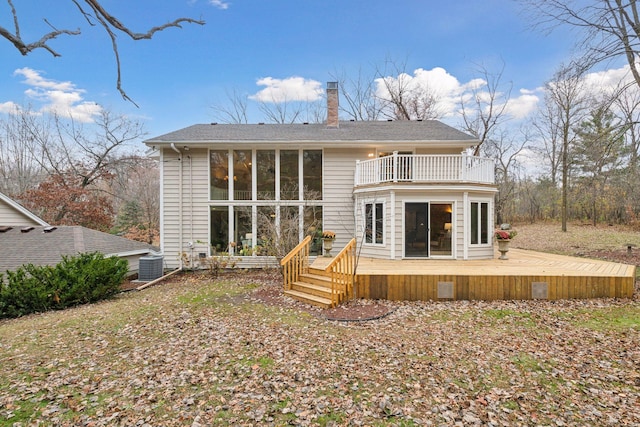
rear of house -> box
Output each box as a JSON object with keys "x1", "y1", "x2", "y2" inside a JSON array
[{"x1": 145, "y1": 84, "x2": 497, "y2": 270}]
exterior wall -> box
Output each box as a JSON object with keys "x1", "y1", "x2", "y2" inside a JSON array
[
  {"x1": 161, "y1": 147, "x2": 211, "y2": 269},
  {"x1": 159, "y1": 145, "x2": 496, "y2": 268},
  {"x1": 354, "y1": 186, "x2": 496, "y2": 260},
  {"x1": 465, "y1": 191, "x2": 496, "y2": 260},
  {"x1": 0, "y1": 199, "x2": 43, "y2": 226},
  {"x1": 322, "y1": 147, "x2": 369, "y2": 251}
]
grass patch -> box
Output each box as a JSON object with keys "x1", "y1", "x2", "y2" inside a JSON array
[
  {"x1": 484, "y1": 309, "x2": 536, "y2": 328},
  {"x1": 571, "y1": 306, "x2": 640, "y2": 331},
  {"x1": 177, "y1": 280, "x2": 260, "y2": 306}
]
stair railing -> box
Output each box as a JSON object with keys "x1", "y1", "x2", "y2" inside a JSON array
[
  {"x1": 324, "y1": 238, "x2": 357, "y2": 306},
  {"x1": 280, "y1": 235, "x2": 312, "y2": 291}
]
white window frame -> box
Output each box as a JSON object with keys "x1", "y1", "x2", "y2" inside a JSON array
[
  {"x1": 469, "y1": 199, "x2": 491, "y2": 246},
  {"x1": 363, "y1": 201, "x2": 385, "y2": 245}
]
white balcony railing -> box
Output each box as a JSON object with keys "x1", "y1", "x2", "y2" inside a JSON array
[{"x1": 354, "y1": 153, "x2": 495, "y2": 187}]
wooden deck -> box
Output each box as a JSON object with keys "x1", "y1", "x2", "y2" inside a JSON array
[{"x1": 311, "y1": 249, "x2": 636, "y2": 301}]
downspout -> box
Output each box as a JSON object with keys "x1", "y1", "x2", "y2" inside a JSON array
[{"x1": 171, "y1": 143, "x2": 183, "y2": 269}]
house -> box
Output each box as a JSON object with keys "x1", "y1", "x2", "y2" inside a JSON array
[
  {"x1": 0, "y1": 192, "x2": 159, "y2": 275},
  {"x1": 144, "y1": 83, "x2": 636, "y2": 306},
  {"x1": 0, "y1": 191, "x2": 49, "y2": 227},
  {"x1": 144, "y1": 82, "x2": 497, "y2": 271}
]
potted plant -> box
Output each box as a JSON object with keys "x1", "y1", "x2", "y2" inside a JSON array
[
  {"x1": 495, "y1": 225, "x2": 517, "y2": 260},
  {"x1": 322, "y1": 230, "x2": 336, "y2": 257}
]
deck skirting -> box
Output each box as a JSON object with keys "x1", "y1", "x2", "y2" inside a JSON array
[
  {"x1": 312, "y1": 249, "x2": 636, "y2": 302},
  {"x1": 355, "y1": 273, "x2": 634, "y2": 301}
]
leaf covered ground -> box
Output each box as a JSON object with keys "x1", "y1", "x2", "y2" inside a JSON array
[{"x1": 1, "y1": 269, "x2": 639, "y2": 426}]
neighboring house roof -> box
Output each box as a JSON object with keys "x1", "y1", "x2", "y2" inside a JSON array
[
  {"x1": 0, "y1": 226, "x2": 159, "y2": 273},
  {"x1": 0, "y1": 192, "x2": 49, "y2": 227},
  {"x1": 145, "y1": 120, "x2": 478, "y2": 148}
]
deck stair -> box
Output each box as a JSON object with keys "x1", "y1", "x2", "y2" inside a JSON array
[
  {"x1": 281, "y1": 237, "x2": 356, "y2": 309},
  {"x1": 285, "y1": 268, "x2": 340, "y2": 309}
]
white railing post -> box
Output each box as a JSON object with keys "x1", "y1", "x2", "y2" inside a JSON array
[
  {"x1": 393, "y1": 151, "x2": 398, "y2": 183},
  {"x1": 461, "y1": 152, "x2": 467, "y2": 182},
  {"x1": 355, "y1": 160, "x2": 360, "y2": 186}
]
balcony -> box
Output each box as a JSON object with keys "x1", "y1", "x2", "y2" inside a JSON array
[{"x1": 354, "y1": 153, "x2": 495, "y2": 187}]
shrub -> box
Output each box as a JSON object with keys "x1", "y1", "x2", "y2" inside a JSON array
[{"x1": 0, "y1": 252, "x2": 128, "y2": 319}]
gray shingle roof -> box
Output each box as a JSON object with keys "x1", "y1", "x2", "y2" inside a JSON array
[
  {"x1": 145, "y1": 120, "x2": 478, "y2": 145},
  {"x1": 0, "y1": 226, "x2": 158, "y2": 273}
]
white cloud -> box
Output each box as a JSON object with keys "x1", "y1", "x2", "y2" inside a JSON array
[
  {"x1": 0, "y1": 101, "x2": 20, "y2": 114},
  {"x1": 11, "y1": 68, "x2": 102, "y2": 123},
  {"x1": 503, "y1": 90, "x2": 540, "y2": 119},
  {"x1": 209, "y1": 0, "x2": 230, "y2": 10},
  {"x1": 374, "y1": 66, "x2": 542, "y2": 121},
  {"x1": 250, "y1": 76, "x2": 324, "y2": 103}
]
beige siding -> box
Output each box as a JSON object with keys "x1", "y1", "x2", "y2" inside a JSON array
[
  {"x1": 161, "y1": 148, "x2": 211, "y2": 269},
  {"x1": 0, "y1": 199, "x2": 42, "y2": 226},
  {"x1": 357, "y1": 193, "x2": 393, "y2": 259},
  {"x1": 322, "y1": 148, "x2": 368, "y2": 250}
]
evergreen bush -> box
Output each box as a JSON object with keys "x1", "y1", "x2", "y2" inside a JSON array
[{"x1": 0, "y1": 252, "x2": 128, "y2": 318}]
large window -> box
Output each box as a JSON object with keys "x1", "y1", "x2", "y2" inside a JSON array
[
  {"x1": 470, "y1": 201, "x2": 489, "y2": 245},
  {"x1": 209, "y1": 149, "x2": 323, "y2": 255},
  {"x1": 365, "y1": 202, "x2": 384, "y2": 244}
]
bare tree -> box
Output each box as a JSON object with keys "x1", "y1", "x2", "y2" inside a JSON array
[
  {"x1": 484, "y1": 129, "x2": 529, "y2": 224},
  {"x1": 0, "y1": 0, "x2": 204, "y2": 104},
  {"x1": 544, "y1": 64, "x2": 589, "y2": 231},
  {"x1": 0, "y1": 106, "x2": 47, "y2": 196},
  {"x1": 330, "y1": 67, "x2": 384, "y2": 121},
  {"x1": 374, "y1": 58, "x2": 444, "y2": 121},
  {"x1": 21, "y1": 109, "x2": 146, "y2": 189},
  {"x1": 523, "y1": 0, "x2": 640, "y2": 90},
  {"x1": 211, "y1": 88, "x2": 249, "y2": 124},
  {"x1": 256, "y1": 94, "x2": 324, "y2": 124},
  {"x1": 460, "y1": 63, "x2": 512, "y2": 156}
]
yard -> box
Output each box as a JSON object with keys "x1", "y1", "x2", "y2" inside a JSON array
[{"x1": 0, "y1": 222, "x2": 639, "y2": 426}]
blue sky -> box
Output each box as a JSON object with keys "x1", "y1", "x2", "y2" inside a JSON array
[{"x1": 0, "y1": 0, "x2": 612, "y2": 145}]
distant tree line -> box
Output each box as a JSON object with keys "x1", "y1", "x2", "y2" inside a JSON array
[{"x1": 0, "y1": 107, "x2": 159, "y2": 243}]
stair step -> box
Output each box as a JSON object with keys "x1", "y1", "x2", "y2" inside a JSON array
[
  {"x1": 284, "y1": 290, "x2": 334, "y2": 308},
  {"x1": 292, "y1": 280, "x2": 335, "y2": 298},
  {"x1": 309, "y1": 267, "x2": 329, "y2": 277},
  {"x1": 299, "y1": 272, "x2": 332, "y2": 287}
]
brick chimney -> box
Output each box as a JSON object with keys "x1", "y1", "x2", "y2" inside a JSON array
[{"x1": 326, "y1": 81, "x2": 339, "y2": 128}]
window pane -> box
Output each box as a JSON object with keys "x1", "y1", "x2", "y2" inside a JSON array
[
  {"x1": 280, "y1": 206, "x2": 300, "y2": 253},
  {"x1": 210, "y1": 150, "x2": 229, "y2": 200},
  {"x1": 233, "y1": 150, "x2": 252, "y2": 200},
  {"x1": 304, "y1": 206, "x2": 323, "y2": 256},
  {"x1": 470, "y1": 202, "x2": 479, "y2": 245},
  {"x1": 257, "y1": 206, "x2": 276, "y2": 255},
  {"x1": 234, "y1": 207, "x2": 253, "y2": 255},
  {"x1": 303, "y1": 150, "x2": 322, "y2": 200},
  {"x1": 280, "y1": 150, "x2": 299, "y2": 200},
  {"x1": 375, "y1": 203, "x2": 384, "y2": 244},
  {"x1": 210, "y1": 206, "x2": 229, "y2": 252},
  {"x1": 481, "y1": 202, "x2": 489, "y2": 244},
  {"x1": 257, "y1": 150, "x2": 275, "y2": 200},
  {"x1": 365, "y1": 203, "x2": 373, "y2": 244}
]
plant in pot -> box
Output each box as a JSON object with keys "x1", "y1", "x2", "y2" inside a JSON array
[{"x1": 495, "y1": 224, "x2": 517, "y2": 260}]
